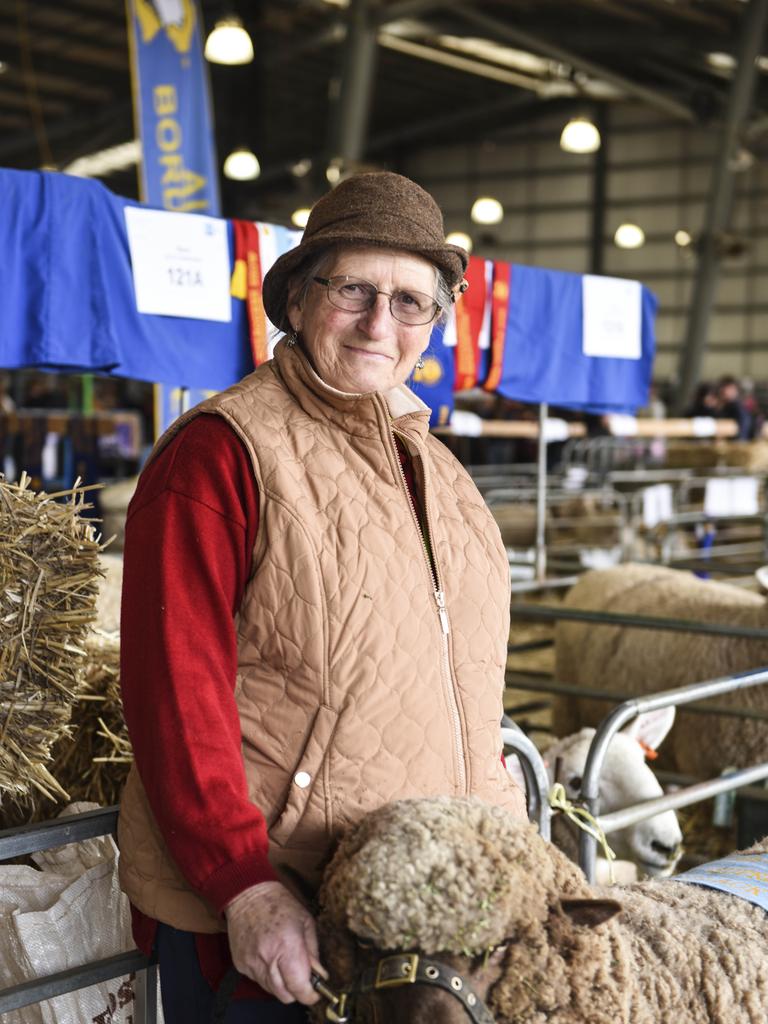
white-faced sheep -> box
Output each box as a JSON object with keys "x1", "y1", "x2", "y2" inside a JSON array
[
  {"x1": 554, "y1": 562, "x2": 768, "y2": 779},
  {"x1": 316, "y1": 795, "x2": 768, "y2": 1024},
  {"x1": 515, "y1": 707, "x2": 683, "y2": 879}
]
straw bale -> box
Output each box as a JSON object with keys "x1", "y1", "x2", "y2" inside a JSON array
[
  {"x1": 0, "y1": 474, "x2": 103, "y2": 815},
  {"x1": 40, "y1": 554, "x2": 128, "y2": 815},
  {"x1": 48, "y1": 628, "x2": 131, "y2": 809}
]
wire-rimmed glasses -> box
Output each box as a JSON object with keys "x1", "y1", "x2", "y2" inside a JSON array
[{"x1": 313, "y1": 275, "x2": 441, "y2": 326}]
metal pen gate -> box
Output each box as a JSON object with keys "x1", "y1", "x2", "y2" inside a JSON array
[{"x1": 0, "y1": 806, "x2": 158, "y2": 1023}]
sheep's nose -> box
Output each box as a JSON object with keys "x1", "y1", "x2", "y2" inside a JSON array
[{"x1": 651, "y1": 839, "x2": 683, "y2": 860}]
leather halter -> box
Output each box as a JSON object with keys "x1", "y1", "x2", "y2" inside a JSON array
[{"x1": 320, "y1": 952, "x2": 496, "y2": 1023}]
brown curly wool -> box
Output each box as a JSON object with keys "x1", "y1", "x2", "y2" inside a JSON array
[
  {"x1": 318, "y1": 797, "x2": 768, "y2": 1024},
  {"x1": 319, "y1": 796, "x2": 587, "y2": 955}
]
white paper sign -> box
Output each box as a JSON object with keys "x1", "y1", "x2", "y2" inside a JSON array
[
  {"x1": 582, "y1": 275, "x2": 642, "y2": 360},
  {"x1": 542, "y1": 418, "x2": 570, "y2": 443},
  {"x1": 607, "y1": 413, "x2": 639, "y2": 436},
  {"x1": 704, "y1": 477, "x2": 760, "y2": 517},
  {"x1": 450, "y1": 410, "x2": 484, "y2": 436},
  {"x1": 124, "y1": 206, "x2": 232, "y2": 322},
  {"x1": 564, "y1": 466, "x2": 588, "y2": 490},
  {"x1": 692, "y1": 417, "x2": 717, "y2": 437},
  {"x1": 642, "y1": 483, "x2": 673, "y2": 529}
]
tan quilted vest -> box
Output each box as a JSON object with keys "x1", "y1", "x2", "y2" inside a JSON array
[{"x1": 118, "y1": 338, "x2": 524, "y2": 932}]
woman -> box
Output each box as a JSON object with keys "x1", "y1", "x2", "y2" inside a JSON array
[{"x1": 117, "y1": 171, "x2": 525, "y2": 1023}]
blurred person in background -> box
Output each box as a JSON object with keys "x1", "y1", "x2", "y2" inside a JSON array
[{"x1": 715, "y1": 374, "x2": 752, "y2": 440}]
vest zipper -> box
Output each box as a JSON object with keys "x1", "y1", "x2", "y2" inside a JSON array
[{"x1": 390, "y1": 427, "x2": 467, "y2": 793}]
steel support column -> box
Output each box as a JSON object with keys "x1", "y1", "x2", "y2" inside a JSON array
[
  {"x1": 327, "y1": 0, "x2": 378, "y2": 170},
  {"x1": 675, "y1": 0, "x2": 768, "y2": 412},
  {"x1": 589, "y1": 106, "x2": 608, "y2": 276}
]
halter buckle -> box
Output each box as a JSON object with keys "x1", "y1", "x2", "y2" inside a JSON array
[
  {"x1": 324, "y1": 993, "x2": 348, "y2": 1023},
  {"x1": 375, "y1": 953, "x2": 420, "y2": 988}
]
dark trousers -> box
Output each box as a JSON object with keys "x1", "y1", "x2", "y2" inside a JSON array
[{"x1": 155, "y1": 923, "x2": 309, "y2": 1023}]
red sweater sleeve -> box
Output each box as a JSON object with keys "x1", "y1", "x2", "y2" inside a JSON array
[{"x1": 120, "y1": 414, "x2": 279, "y2": 916}]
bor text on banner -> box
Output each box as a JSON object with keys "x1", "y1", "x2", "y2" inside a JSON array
[{"x1": 127, "y1": 0, "x2": 220, "y2": 215}]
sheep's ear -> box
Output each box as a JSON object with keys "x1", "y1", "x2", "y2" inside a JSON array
[
  {"x1": 622, "y1": 706, "x2": 675, "y2": 751},
  {"x1": 756, "y1": 565, "x2": 768, "y2": 595},
  {"x1": 559, "y1": 898, "x2": 622, "y2": 928}
]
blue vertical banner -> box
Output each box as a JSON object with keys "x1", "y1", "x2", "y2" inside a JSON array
[
  {"x1": 127, "y1": 0, "x2": 220, "y2": 215},
  {"x1": 126, "y1": 0, "x2": 222, "y2": 436}
]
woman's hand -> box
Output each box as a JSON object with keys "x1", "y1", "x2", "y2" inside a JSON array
[{"x1": 224, "y1": 880, "x2": 325, "y2": 1005}]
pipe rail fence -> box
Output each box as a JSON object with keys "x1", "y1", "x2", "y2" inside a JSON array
[{"x1": 507, "y1": 598, "x2": 768, "y2": 881}]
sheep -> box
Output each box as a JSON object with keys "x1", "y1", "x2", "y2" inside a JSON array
[
  {"x1": 554, "y1": 562, "x2": 768, "y2": 779},
  {"x1": 526, "y1": 707, "x2": 683, "y2": 879},
  {"x1": 316, "y1": 795, "x2": 768, "y2": 1024}
]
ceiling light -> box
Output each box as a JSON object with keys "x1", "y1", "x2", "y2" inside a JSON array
[
  {"x1": 204, "y1": 16, "x2": 254, "y2": 65},
  {"x1": 326, "y1": 160, "x2": 342, "y2": 185},
  {"x1": 291, "y1": 207, "x2": 311, "y2": 228},
  {"x1": 446, "y1": 231, "x2": 473, "y2": 253},
  {"x1": 470, "y1": 197, "x2": 503, "y2": 226},
  {"x1": 560, "y1": 117, "x2": 601, "y2": 154},
  {"x1": 223, "y1": 147, "x2": 260, "y2": 181},
  {"x1": 706, "y1": 51, "x2": 736, "y2": 72},
  {"x1": 614, "y1": 222, "x2": 645, "y2": 249},
  {"x1": 674, "y1": 229, "x2": 692, "y2": 247},
  {"x1": 291, "y1": 158, "x2": 313, "y2": 178},
  {"x1": 63, "y1": 139, "x2": 141, "y2": 178}
]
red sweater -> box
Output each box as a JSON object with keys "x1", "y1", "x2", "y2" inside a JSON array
[{"x1": 121, "y1": 413, "x2": 425, "y2": 996}]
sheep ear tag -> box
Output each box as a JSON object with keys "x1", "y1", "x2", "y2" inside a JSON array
[{"x1": 559, "y1": 898, "x2": 622, "y2": 928}]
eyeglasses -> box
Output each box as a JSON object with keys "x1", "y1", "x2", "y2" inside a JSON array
[{"x1": 313, "y1": 275, "x2": 441, "y2": 326}]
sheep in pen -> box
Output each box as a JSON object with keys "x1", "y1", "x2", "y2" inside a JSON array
[
  {"x1": 553, "y1": 563, "x2": 768, "y2": 780},
  {"x1": 314, "y1": 796, "x2": 768, "y2": 1024},
  {"x1": 504, "y1": 707, "x2": 683, "y2": 882}
]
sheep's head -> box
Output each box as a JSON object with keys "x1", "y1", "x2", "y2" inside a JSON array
[
  {"x1": 545, "y1": 707, "x2": 684, "y2": 877},
  {"x1": 316, "y1": 796, "x2": 626, "y2": 1023}
]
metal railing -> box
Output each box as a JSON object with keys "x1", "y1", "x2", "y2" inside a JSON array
[
  {"x1": 578, "y1": 667, "x2": 768, "y2": 882},
  {"x1": 507, "y1": 596, "x2": 768, "y2": 882},
  {"x1": 500, "y1": 718, "x2": 551, "y2": 842},
  {"x1": 0, "y1": 806, "x2": 158, "y2": 1022}
]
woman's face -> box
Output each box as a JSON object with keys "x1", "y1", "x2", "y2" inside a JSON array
[{"x1": 288, "y1": 246, "x2": 438, "y2": 394}]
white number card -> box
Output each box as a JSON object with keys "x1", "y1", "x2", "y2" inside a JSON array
[
  {"x1": 124, "y1": 206, "x2": 232, "y2": 322},
  {"x1": 582, "y1": 275, "x2": 642, "y2": 360}
]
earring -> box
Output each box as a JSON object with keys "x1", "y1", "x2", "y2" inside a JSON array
[
  {"x1": 286, "y1": 330, "x2": 298, "y2": 348},
  {"x1": 416, "y1": 354, "x2": 425, "y2": 370}
]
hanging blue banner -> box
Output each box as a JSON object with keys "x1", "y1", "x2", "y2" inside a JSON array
[
  {"x1": 0, "y1": 169, "x2": 250, "y2": 389},
  {"x1": 488, "y1": 263, "x2": 657, "y2": 414},
  {"x1": 127, "y1": 0, "x2": 221, "y2": 435},
  {"x1": 0, "y1": 170, "x2": 658, "y2": 420},
  {"x1": 127, "y1": 0, "x2": 220, "y2": 215}
]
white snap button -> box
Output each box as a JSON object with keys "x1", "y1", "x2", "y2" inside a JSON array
[{"x1": 294, "y1": 771, "x2": 311, "y2": 788}]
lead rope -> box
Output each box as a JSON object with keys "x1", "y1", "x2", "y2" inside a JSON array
[{"x1": 548, "y1": 782, "x2": 617, "y2": 883}]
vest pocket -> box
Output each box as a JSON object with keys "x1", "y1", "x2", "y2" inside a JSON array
[{"x1": 269, "y1": 704, "x2": 339, "y2": 848}]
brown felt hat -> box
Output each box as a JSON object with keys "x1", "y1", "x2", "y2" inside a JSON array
[{"x1": 262, "y1": 171, "x2": 469, "y2": 331}]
